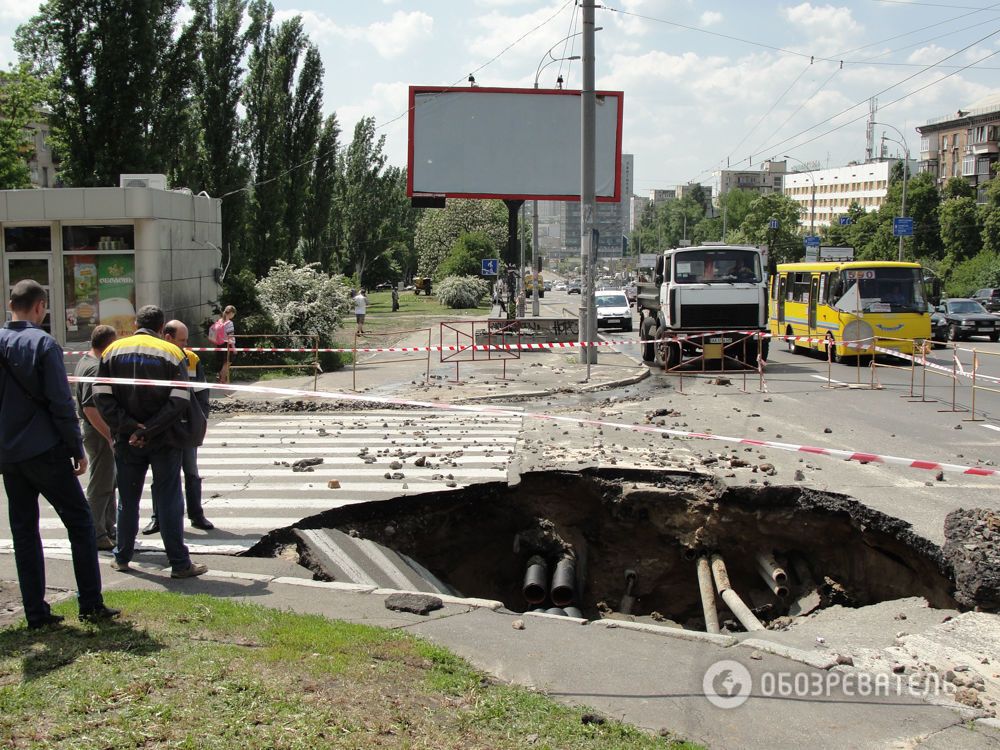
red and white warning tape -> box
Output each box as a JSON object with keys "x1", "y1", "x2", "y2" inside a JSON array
[{"x1": 69, "y1": 374, "x2": 1000, "y2": 481}]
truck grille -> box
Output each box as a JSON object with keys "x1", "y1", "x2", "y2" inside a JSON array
[{"x1": 681, "y1": 304, "x2": 759, "y2": 328}]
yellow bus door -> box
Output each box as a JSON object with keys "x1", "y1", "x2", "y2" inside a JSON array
[
  {"x1": 777, "y1": 275, "x2": 787, "y2": 323},
  {"x1": 808, "y1": 276, "x2": 819, "y2": 331}
]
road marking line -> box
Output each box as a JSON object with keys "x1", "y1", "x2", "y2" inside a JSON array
[{"x1": 982, "y1": 424, "x2": 1000, "y2": 433}]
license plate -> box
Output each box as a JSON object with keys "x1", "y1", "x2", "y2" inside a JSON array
[
  {"x1": 605, "y1": 318, "x2": 620, "y2": 324},
  {"x1": 709, "y1": 336, "x2": 735, "y2": 344}
]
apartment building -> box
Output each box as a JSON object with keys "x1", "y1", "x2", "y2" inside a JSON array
[
  {"x1": 916, "y1": 92, "x2": 1000, "y2": 203},
  {"x1": 717, "y1": 159, "x2": 787, "y2": 198},
  {"x1": 783, "y1": 159, "x2": 915, "y2": 229}
]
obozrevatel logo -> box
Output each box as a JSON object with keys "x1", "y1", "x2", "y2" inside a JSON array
[{"x1": 702, "y1": 660, "x2": 753, "y2": 708}]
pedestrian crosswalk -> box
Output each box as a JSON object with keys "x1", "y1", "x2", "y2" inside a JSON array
[{"x1": 0, "y1": 410, "x2": 523, "y2": 558}]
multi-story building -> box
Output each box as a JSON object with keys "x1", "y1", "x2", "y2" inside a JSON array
[
  {"x1": 717, "y1": 159, "x2": 786, "y2": 198},
  {"x1": 783, "y1": 159, "x2": 915, "y2": 229},
  {"x1": 26, "y1": 118, "x2": 59, "y2": 188},
  {"x1": 648, "y1": 188, "x2": 676, "y2": 205},
  {"x1": 916, "y1": 92, "x2": 1000, "y2": 203},
  {"x1": 533, "y1": 152, "x2": 633, "y2": 259},
  {"x1": 630, "y1": 195, "x2": 650, "y2": 232}
]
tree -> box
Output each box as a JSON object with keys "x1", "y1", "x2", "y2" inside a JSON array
[
  {"x1": 0, "y1": 65, "x2": 47, "y2": 189},
  {"x1": 414, "y1": 199, "x2": 508, "y2": 277},
  {"x1": 299, "y1": 114, "x2": 340, "y2": 269},
  {"x1": 939, "y1": 197, "x2": 981, "y2": 262},
  {"x1": 15, "y1": 0, "x2": 195, "y2": 186},
  {"x1": 255, "y1": 260, "x2": 351, "y2": 340},
  {"x1": 283, "y1": 43, "x2": 324, "y2": 254},
  {"x1": 728, "y1": 193, "x2": 803, "y2": 263},
  {"x1": 942, "y1": 176, "x2": 975, "y2": 200},
  {"x1": 437, "y1": 231, "x2": 497, "y2": 279},
  {"x1": 189, "y1": 0, "x2": 249, "y2": 261}
]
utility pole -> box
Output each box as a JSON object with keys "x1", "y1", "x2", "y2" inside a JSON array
[
  {"x1": 518, "y1": 203, "x2": 526, "y2": 317},
  {"x1": 579, "y1": 0, "x2": 597, "y2": 371},
  {"x1": 531, "y1": 201, "x2": 540, "y2": 316}
]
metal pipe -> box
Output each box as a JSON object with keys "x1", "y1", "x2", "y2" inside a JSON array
[
  {"x1": 754, "y1": 552, "x2": 788, "y2": 584},
  {"x1": 564, "y1": 606, "x2": 584, "y2": 619},
  {"x1": 697, "y1": 556, "x2": 720, "y2": 634},
  {"x1": 545, "y1": 607, "x2": 567, "y2": 616},
  {"x1": 551, "y1": 556, "x2": 576, "y2": 607},
  {"x1": 522, "y1": 555, "x2": 548, "y2": 605},
  {"x1": 710, "y1": 553, "x2": 765, "y2": 632},
  {"x1": 620, "y1": 569, "x2": 637, "y2": 615}
]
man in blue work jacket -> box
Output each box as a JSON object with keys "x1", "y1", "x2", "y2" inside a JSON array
[{"x1": 0, "y1": 280, "x2": 119, "y2": 628}]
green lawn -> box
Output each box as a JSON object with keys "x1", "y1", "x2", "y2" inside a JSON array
[
  {"x1": 0, "y1": 592, "x2": 702, "y2": 749},
  {"x1": 365, "y1": 289, "x2": 492, "y2": 317}
]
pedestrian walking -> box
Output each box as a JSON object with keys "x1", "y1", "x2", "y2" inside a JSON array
[
  {"x1": 94, "y1": 305, "x2": 207, "y2": 579},
  {"x1": 142, "y1": 321, "x2": 214, "y2": 536},
  {"x1": 354, "y1": 289, "x2": 368, "y2": 335},
  {"x1": 391, "y1": 286, "x2": 399, "y2": 312},
  {"x1": 0, "y1": 280, "x2": 119, "y2": 628},
  {"x1": 209, "y1": 305, "x2": 237, "y2": 384},
  {"x1": 74, "y1": 324, "x2": 118, "y2": 551}
]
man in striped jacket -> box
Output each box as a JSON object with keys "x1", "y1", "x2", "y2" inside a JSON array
[{"x1": 94, "y1": 305, "x2": 207, "y2": 579}]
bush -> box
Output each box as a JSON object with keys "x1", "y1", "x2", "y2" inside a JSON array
[
  {"x1": 435, "y1": 275, "x2": 489, "y2": 309},
  {"x1": 437, "y1": 231, "x2": 498, "y2": 280},
  {"x1": 944, "y1": 250, "x2": 1000, "y2": 297}
]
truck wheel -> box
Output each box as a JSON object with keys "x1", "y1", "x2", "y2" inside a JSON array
[
  {"x1": 657, "y1": 325, "x2": 680, "y2": 368},
  {"x1": 640, "y1": 316, "x2": 657, "y2": 362}
]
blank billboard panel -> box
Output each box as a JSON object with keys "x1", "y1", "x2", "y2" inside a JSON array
[{"x1": 407, "y1": 86, "x2": 623, "y2": 202}]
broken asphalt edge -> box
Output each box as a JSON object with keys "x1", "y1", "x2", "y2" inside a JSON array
[{"x1": 449, "y1": 366, "x2": 650, "y2": 403}]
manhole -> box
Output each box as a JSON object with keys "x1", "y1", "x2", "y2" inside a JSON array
[{"x1": 250, "y1": 468, "x2": 960, "y2": 632}]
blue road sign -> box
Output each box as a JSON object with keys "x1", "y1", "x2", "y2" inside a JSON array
[
  {"x1": 768, "y1": 219, "x2": 779, "y2": 230},
  {"x1": 893, "y1": 217, "x2": 914, "y2": 237},
  {"x1": 839, "y1": 216, "x2": 852, "y2": 226},
  {"x1": 481, "y1": 258, "x2": 500, "y2": 275},
  {"x1": 804, "y1": 235, "x2": 821, "y2": 248}
]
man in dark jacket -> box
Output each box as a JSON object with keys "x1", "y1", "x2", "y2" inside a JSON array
[
  {"x1": 142, "y1": 320, "x2": 213, "y2": 534},
  {"x1": 94, "y1": 305, "x2": 207, "y2": 579},
  {"x1": 0, "y1": 280, "x2": 119, "y2": 627}
]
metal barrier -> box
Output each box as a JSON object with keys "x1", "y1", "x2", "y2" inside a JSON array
[
  {"x1": 963, "y1": 347, "x2": 1000, "y2": 422},
  {"x1": 352, "y1": 328, "x2": 431, "y2": 391},
  {"x1": 438, "y1": 319, "x2": 523, "y2": 383},
  {"x1": 658, "y1": 331, "x2": 766, "y2": 394},
  {"x1": 869, "y1": 337, "x2": 919, "y2": 396},
  {"x1": 227, "y1": 334, "x2": 320, "y2": 390},
  {"x1": 911, "y1": 341, "x2": 966, "y2": 413},
  {"x1": 439, "y1": 321, "x2": 475, "y2": 383},
  {"x1": 485, "y1": 318, "x2": 522, "y2": 381}
]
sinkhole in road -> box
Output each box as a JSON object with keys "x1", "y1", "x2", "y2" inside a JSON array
[{"x1": 253, "y1": 468, "x2": 957, "y2": 631}]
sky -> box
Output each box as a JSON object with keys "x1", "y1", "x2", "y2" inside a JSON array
[{"x1": 2, "y1": 0, "x2": 1000, "y2": 198}]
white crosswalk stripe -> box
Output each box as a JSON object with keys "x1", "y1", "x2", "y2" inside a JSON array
[{"x1": 0, "y1": 410, "x2": 522, "y2": 558}]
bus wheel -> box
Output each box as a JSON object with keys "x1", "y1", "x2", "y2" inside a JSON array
[{"x1": 640, "y1": 316, "x2": 657, "y2": 363}]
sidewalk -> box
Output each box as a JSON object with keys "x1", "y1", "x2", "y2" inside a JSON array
[
  {"x1": 221, "y1": 315, "x2": 650, "y2": 404},
  {"x1": 3, "y1": 551, "x2": 997, "y2": 750}
]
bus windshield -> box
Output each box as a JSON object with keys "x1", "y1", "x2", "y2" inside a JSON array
[
  {"x1": 673, "y1": 249, "x2": 761, "y2": 284},
  {"x1": 830, "y1": 266, "x2": 926, "y2": 314}
]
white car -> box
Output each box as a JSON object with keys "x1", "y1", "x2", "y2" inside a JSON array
[
  {"x1": 595, "y1": 291, "x2": 633, "y2": 332},
  {"x1": 554, "y1": 282, "x2": 567, "y2": 291}
]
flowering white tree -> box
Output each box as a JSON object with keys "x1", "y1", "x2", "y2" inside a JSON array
[
  {"x1": 436, "y1": 275, "x2": 489, "y2": 309},
  {"x1": 256, "y1": 261, "x2": 351, "y2": 340}
]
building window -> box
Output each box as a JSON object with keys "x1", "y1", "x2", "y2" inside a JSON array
[
  {"x1": 942, "y1": 136, "x2": 949, "y2": 149},
  {"x1": 62, "y1": 225, "x2": 135, "y2": 252},
  {"x1": 3, "y1": 226, "x2": 52, "y2": 253}
]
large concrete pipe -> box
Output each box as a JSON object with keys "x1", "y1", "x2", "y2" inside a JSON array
[
  {"x1": 620, "y1": 569, "x2": 638, "y2": 615},
  {"x1": 523, "y1": 555, "x2": 548, "y2": 605},
  {"x1": 710, "y1": 553, "x2": 765, "y2": 633},
  {"x1": 550, "y1": 556, "x2": 576, "y2": 607},
  {"x1": 697, "y1": 555, "x2": 721, "y2": 634}
]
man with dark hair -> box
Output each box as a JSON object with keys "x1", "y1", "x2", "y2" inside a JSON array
[
  {"x1": 74, "y1": 325, "x2": 118, "y2": 550},
  {"x1": 143, "y1": 320, "x2": 213, "y2": 535},
  {"x1": 95, "y1": 304, "x2": 207, "y2": 579},
  {"x1": 0, "y1": 280, "x2": 119, "y2": 628}
]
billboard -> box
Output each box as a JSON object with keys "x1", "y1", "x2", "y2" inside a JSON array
[{"x1": 407, "y1": 86, "x2": 624, "y2": 202}]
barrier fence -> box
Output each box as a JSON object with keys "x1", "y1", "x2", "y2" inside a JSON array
[
  {"x1": 352, "y1": 328, "x2": 431, "y2": 391},
  {"x1": 227, "y1": 333, "x2": 321, "y2": 390}
]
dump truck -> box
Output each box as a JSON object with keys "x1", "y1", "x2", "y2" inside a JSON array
[{"x1": 636, "y1": 244, "x2": 769, "y2": 368}]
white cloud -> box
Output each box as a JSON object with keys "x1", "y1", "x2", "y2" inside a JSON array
[
  {"x1": 782, "y1": 2, "x2": 861, "y2": 32},
  {"x1": 279, "y1": 9, "x2": 433, "y2": 60},
  {"x1": 336, "y1": 81, "x2": 411, "y2": 160},
  {"x1": 700, "y1": 11, "x2": 723, "y2": 27},
  {"x1": 0, "y1": 0, "x2": 38, "y2": 23}
]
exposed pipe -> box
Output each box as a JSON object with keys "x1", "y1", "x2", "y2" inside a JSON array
[
  {"x1": 710, "y1": 553, "x2": 765, "y2": 632},
  {"x1": 755, "y1": 552, "x2": 788, "y2": 584},
  {"x1": 523, "y1": 555, "x2": 548, "y2": 605},
  {"x1": 697, "y1": 556, "x2": 721, "y2": 634},
  {"x1": 551, "y1": 556, "x2": 576, "y2": 607},
  {"x1": 564, "y1": 606, "x2": 584, "y2": 619},
  {"x1": 620, "y1": 569, "x2": 637, "y2": 615},
  {"x1": 545, "y1": 607, "x2": 567, "y2": 616},
  {"x1": 755, "y1": 553, "x2": 789, "y2": 598},
  {"x1": 682, "y1": 547, "x2": 699, "y2": 562}
]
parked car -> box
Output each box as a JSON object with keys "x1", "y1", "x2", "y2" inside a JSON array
[
  {"x1": 595, "y1": 290, "x2": 633, "y2": 332},
  {"x1": 554, "y1": 281, "x2": 567, "y2": 292},
  {"x1": 972, "y1": 288, "x2": 1000, "y2": 313},
  {"x1": 934, "y1": 298, "x2": 1000, "y2": 342},
  {"x1": 930, "y1": 303, "x2": 949, "y2": 345},
  {"x1": 375, "y1": 281, "x2": 394, "y2": 291},
  {"x1": 567, "y1": 281, "x2": 582, "y2": 294}
]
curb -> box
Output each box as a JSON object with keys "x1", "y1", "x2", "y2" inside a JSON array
[
  {"x1": 591, "y1": 618, "x2": 737, "y2": 647},
  {"x1": 523, "y1": 610, "x2": 589, "y2": 625},
  {"x1": 737, "y1": 638, "x2": 839, "y2": 670}
]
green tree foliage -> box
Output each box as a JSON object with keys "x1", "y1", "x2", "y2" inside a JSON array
[
  {"x1": 15, "y1": 0, "x2": 194, "y2": 186},
  {"x1": 939, "y1": 197, "x2": 981, "y2": 262},
  {"x1": 256, "y1": 260, "x2": 351, "y2": 337},
  {"x1": 415, "y1": 199, "x2": 508, "y2": 277},
  {"x1": 944, "y1": 251, "x2": 1000, "y2": 297},
  {"x1": 632, "y1": 196, "x2": 705, "y2": 251},
  {"x1": 437, "y1": 232, "x2": 497, "y2": 280},
  {"x1": 299, "y1": 114, "x2": 340, "y2": 269},
  {"x1": 942, "y1": 176, "x2": 975, "y2": 200},
  {"x1": 435, "y1": 276, "x2": 489, "y2": 309},
  {"x1": 0, "y1": 65, "x2": 47, "y2": 189},
  {"x1": 728, "y1": 193, "x2": 803, "y2": 263}
]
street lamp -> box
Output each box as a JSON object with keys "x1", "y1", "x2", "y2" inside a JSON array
[
  {"x1": 873, "y1": 121, "x2": 910, "y2": 262},
  {"x1": 784, "y1": 154, "x2": 816, "y2": 238},
  {"x1": 533, "y1": 29, "x2": 596, "y2": 88}
]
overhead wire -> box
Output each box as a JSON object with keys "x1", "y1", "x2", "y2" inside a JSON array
[{"x1": 557, "y1": 0, "x2": 579, "y2": 83}]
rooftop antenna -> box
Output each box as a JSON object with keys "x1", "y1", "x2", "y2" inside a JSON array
[{"x1": 865, "y1": 97, "x2": 878, "y2": 162}]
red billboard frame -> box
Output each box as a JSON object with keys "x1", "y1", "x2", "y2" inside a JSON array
[{"x1": 407, "y1": 85, "x2": 624, "y2": 203}]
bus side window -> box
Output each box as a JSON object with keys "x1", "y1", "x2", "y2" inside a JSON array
[{"x1": 818, "y1": 273, "x2": 827, "y2": 303}]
